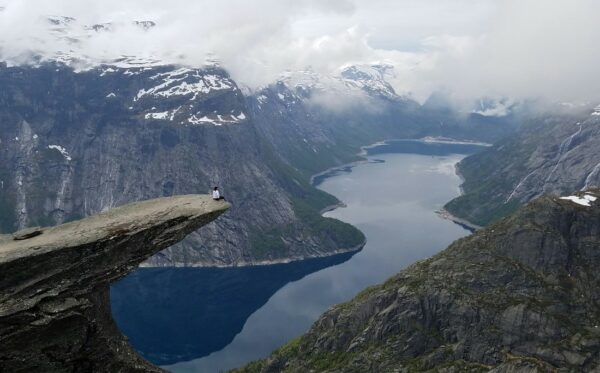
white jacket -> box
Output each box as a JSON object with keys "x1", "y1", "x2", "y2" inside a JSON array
[{"x1": 212, "y1": 190, "x2": 220, "y2": 199}]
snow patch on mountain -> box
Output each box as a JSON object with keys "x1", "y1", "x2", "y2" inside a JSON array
[
  {"x1": 48, "y1": 145, "x2": 72, "y2": 161},
  {"x1": 187, "y1": 112, "x2": 246, "y2": 126},
  {"x1": 145, "y1": 111, "x2": 170, "y2": 120},
  {"x1": 277, "y1": 64, "x2": 400, "y2": 101},
  {"x1": 340, "y1": 64, "x2": 397, "y2": 99},
  {"x1": 135, "y1": 68, "x2": 234, "y2": 101},
  {"x1": 127, "y1": 65, "x2": 244, "y2": 126},
  {"x1": 560, "y1": 193, "x2": 597, "y2": 207}
]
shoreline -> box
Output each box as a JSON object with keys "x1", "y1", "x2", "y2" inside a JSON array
[
  {"x1": 358, "y1": 136, "x2": 492, "y2": 157},
  {"x1": 310, "y1": 137, "x2": 490, "y2": 187},
  {"x1": 311, "y1": 137, "x2": 487, "y2": 233},
  {"x1": 439, "y1": 159, "x2": 483, "y2": 231},
  {"x1": 319, "y1": 201, "x2": 347, "y2": 215},
  {"x1": 144, "y1": 137, "x2": 487, "y2": 269},
  {"x1": 454, "y1": 162, "x2": 466, "y2": 196},
  {"x1": 310, "y1": 159, "x2": 368, "y2": 186},
  {"x1": 140, "y1": 241, "x2": 366, "y2": 269},
  {"x1": 435, "y1": 208, "x2": 482, "y2": 232}
]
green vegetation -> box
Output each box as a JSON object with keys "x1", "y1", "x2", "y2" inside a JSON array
[
  {"x1": 249, "y1": 225, "x2": 292, "y2": 259},
  {"x1": 445, "y1": 193, "x2": 521, "y2": 226},
  {"x1": 443, "y1": 135, "x2": 536, "y2": 226},
  {"x1": 291, "y1": 198, "x2": 365, "y2": 249},
  {"x1": 443, "y1": 116, "x2": 576, "y2": 227},
  {"x1": 249, "y1": 136, "x2": 366, "y2": 259},
  {"x1": 249, "y1": 197, "x2": 365, "y2": 260},
  {"x1": 304, "y1": 351, "x2": 359, "y2": 371}
]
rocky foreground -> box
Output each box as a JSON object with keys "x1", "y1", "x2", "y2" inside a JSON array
[
  {"x1": 0, "y1": 195, "x2": 229, "y2": 372},
  {"x1": 236, "y1": 190, "x2": 600, "y2": 372}
]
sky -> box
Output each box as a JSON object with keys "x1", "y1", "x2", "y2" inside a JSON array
[{"x1": 0, "y1": 0, "x2": 599, "y2": 104}]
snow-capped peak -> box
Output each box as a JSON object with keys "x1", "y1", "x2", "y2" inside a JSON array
[
  {"x1": 276, "y1": 64, "x2": 400, "y2": 101},
  {"x1": 339, "y1": 64, "x2": 397, "y2": 99}
]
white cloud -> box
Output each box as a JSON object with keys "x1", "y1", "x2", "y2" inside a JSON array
[{"x1": 0, "y1": 0, "x2": 599, "y2": 104}]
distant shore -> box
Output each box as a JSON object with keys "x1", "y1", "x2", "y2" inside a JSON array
[
  {"x1": 436, "y1": 208, "x2": 482, "y2": 232},
  {"x1": 310, "y1": 137, "x2": 487, "y2": 232}
]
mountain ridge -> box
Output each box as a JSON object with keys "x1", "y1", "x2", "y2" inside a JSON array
[
  {"x1": 0, "y1": 57, "x2": 518, "y2": 267},
  {"x1": 445, "y1": 105, "x2": 600, "y2": 226}
]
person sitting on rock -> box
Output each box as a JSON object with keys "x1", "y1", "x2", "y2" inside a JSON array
[{"x1": 212, "y1": 186, "x2": 225, "y2": 201}]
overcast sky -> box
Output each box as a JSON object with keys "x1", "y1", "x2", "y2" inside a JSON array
[{"x1": 0, "y1": 0, "x2": 599, "y2": 104}]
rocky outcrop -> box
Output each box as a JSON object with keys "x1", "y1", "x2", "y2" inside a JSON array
[
  {"x1": 236, "y1": 189, "x2": 600, "y2": 372},
  {"x1": 0, "y1": 195, "x2": 228, "y2": 372}
]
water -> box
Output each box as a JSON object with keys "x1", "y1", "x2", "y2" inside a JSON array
[{"x1": 111, "y1": 140, "x2": 483, "y2": 372}]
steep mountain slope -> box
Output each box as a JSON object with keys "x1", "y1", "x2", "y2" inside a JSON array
[
  {"x1": 249, "y1": 67, "x2": 518, "y2": 179},
  {"x1": 0, "y1": 15, "x2": 524, "y2": 267},
  {"x1": 445, "y1": 106, "x2": 600, "y2": 226},
  {"x1": 236, "y1": 189, "x2": 600, "y2": 372},
  {"x1": 0, "y1": 63, "x2": 363, "y2": 267},
  {"x1": 0, "y1": 56, "x2": 521, "y2": 267}
]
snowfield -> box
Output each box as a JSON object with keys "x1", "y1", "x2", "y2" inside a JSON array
[
  {"x1": 48, "y1": 145, "x2": 72, "y2": 161},
  {"x1": 560, "y1": 193, "x2": 597, "y2": 207}
]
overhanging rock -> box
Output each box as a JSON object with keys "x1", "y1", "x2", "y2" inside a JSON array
[{"x1": 0, "y1": 195, "x2": 229, "y2": 372}]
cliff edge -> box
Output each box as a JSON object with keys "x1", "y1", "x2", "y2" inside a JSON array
[{"x1": 0, "y1": 195, "x2": 229, "y2": 372}]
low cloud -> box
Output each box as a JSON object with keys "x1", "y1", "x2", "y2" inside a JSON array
[
  {"x1": 0, "y1": 0, "x2": 599, "y2": 105},
  {"x1": 418, "y1": 0, "x2": 600, "y2": 104}
]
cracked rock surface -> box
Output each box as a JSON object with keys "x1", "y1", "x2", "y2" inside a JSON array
[{"x1": 0, "y1": 195, "x2": 229, "y2": 372}]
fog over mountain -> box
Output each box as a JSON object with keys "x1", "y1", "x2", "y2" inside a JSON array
[{"x1": 0, "y1": 0, "x2": 599, "y2": 104}]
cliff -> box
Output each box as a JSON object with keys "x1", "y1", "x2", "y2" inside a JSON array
[
  {"x1": 236, "y1": 189, "x2": 600, "y2": 372},
  {"x1": 0, "y1": 195, "x2": 228, "y2": 372}
]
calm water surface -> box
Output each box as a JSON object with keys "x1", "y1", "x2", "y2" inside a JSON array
[{"x1": 111, "y1": 140, "x2": 483, "y2": 372}]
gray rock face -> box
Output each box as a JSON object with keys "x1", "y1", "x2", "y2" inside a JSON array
[
  {"x1": 0, "y1": 195, "x2": 228, "y2": 372},
  {"x1": 0, "y1": 62, "x2": 517, "y2": 267},
  {"x1": 445, "y1": 106, "x2": 600, "y2": 226},
  {"x1": 0, "y1": 63, "x2": 365, "y2": 267},
  {"x1": 236, "y1": 190, "x2": 600, "y2": 372}
]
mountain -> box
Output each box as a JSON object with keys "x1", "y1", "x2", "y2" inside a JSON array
[
  {"x1": 276, "y1": 64, "x2": 401, "y2": 102},
  {"x1": 0, "y1": 62, "x2": 370, "y2": 267},
  {"x1": 0, "y1": 57, "x2": 522, "y2": 267},
  {"x1": 0, "y1": 17, "x2": 521, "y2": 267},
  {"x1": 235, "y1": 189, "x2": 600, "y2": 372},
  {"x1": 445, "y1": 105, "x2": 600, "y2": 226}
]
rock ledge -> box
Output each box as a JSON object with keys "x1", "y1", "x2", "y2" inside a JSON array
[{"x1": 0, "y1": 195, "x2": 229, "y2": 372}]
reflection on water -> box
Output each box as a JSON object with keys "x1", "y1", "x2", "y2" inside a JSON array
[
  {"x1": 111, "y1": 140, "x2": 485, "y2": 372},
  {"x1": 110, "y1": 251, "x2": 357, "y2": 365}
]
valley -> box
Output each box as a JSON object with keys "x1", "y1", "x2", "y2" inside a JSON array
[
  {"x1": 1, "y1": 3, "x2": 600, "y2": 372},
  {"x1": 110, "y1": 140, "x2": 484, "y2": 371}
]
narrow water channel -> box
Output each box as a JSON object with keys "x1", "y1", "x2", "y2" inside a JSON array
[{"x1": 111, "y1": 140, "x2": 484, "y2": 372}]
